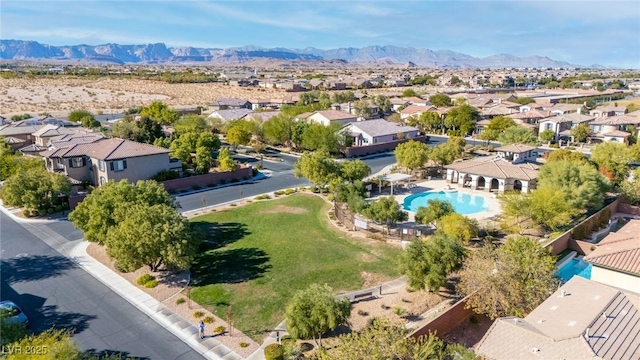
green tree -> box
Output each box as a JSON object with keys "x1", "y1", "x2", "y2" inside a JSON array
[
  {"x1": 105, "y1": 204, "x2": 199, "y2": 272},
  {"x1": 331, "y1": 91, "x2": 356, "y2": 104},
  {"x1": 68, "y1": 109, "x2": 94, "y2": 123},
  {"x1": 217, "y1": 147, "x2": 236, "y2": 171},
  {"x1": 173, "y1": 115, "x2": 210, "y2": 135},
  {"x1": 414, "y1": 199, "x2": 455, "y2": 226},
  {"x1": 140, "y1": 101, "x2": 179, "y2": 124},
  {"x1": 394, "y1": 140, "x2": 430, "y2": 173},
  {"x1": 301, "y1": 123, "x2": 341, "y2": 153},
  {"x1": 538, "y1": 160, "x2": 609, "y2": 211},
  {"x1": 401, "y1": 88, "x2": 418, "y2": 97},
  {"x1": 0, "y1": 146, "x2": 44, "y2": 181},
  {"x1": 400, "y1": 234, "x2": 466, "y2": 291},
  {"x1": 443, "y1": 104, "x2": 477, "y2": 136},
  {"x1": 285, "y1": 283, "x2": 351, "y2": 347},
  {"x1": 547, "y1": 80, "x2": 559, "y2": 89},
  {"x1": 374, "y1": 95, "x2": 392, "y2": 114},
  {"x1": 528, "y1": 186, "x2": 577, "y2": 230},
  {"x1": 10, "y1": 113, "x2": 31, "y2": 121},
  {"x1": 81, "y1": 115, "x2": 100, "y2": 128},
  {"x1": 460, "y1": 237, "x2": 558, "y2": 319},
  {"x1": 411, "y1": 111, "x2": 442, "y2": 133},
  {"x1": 437, "y1": 212, "x2": 479, "y2": 243},
  {"x1": 291, "y1": 120, "x2": 309, "y2": 150},
  {"x1": 0, "y1": 309, "x2": 28, "y2": 346},
  {"x1": 486, "y1": 115, "x2": 516, "y2": 132},
  {"x1": 321, "y1": 318, "x2": 446, "y2": 360},
  {"x1": 196, "y1": 132, "x2": 221, "y2": 152},
  {"x1": 546, "y1": 148, "x2": 589, "y2": 163},
  {"x1": 353, "y1": 99, "x2": 372, "y2": 118},
  {"x1": 110, "y1": 116, "x2": 164, "y2": 144},
  {"x1": 4, "y1": 328, "x2": 80, "y2": 360},
  {"x1": 498, "y1": 126, "x2": 538, "y2": 145},
  {"x1": 539, "y1": 129, "x2": 555, "y2": 144},
  {"x1": 363, "y1": 196, "x2": 408, "y2": 233},
  {"x1": 194, "y1": 146, "x2": 212, "y2": 174},
  {"x1": 430, "y1": 137, "x2": 465, "y2": 170},
  {"x1": 263, "y1": 114, "x2": 294, "y2": 146},
  {"x1": 590, "y1": 141, "x2": 630, "y2": 184},
  {"x1": 68, "y1": 180, "x2": 178, "y2": 244},
  {"x1": 294, "y1": 150, "x2": 339, "y2": 192},
  {"x1": 339, "y1": 160, "x2": 371, "y2": 182},
  {"x1": 515, "y1": 97, "x2": 535, "y2": 105},
  {"x1": 620, "y1": 168, "x2": 640, "y2": 205},
  {"x1": 169, "y1": 137, "x2": 192, "y2": 163},
  {"x1": 225, "y1": 125, "x2": 252, "y2": 148},
  {"x1": 429, "y1": 94, "x2": 452, "y2": 107},
  {"x1": 0, "y1": 167, "x2": 71, "y2": 211}
]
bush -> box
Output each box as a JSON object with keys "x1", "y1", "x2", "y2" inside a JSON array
[
  {"x1": 144, "y1": 280, "x2": 158, "y2": 288},
  {"x1": 193, "y1": 311, "x2": 205, "y2": 318},
  {"x1": 22, "y1": 209, "x2": 31, "y2": 217},
  {"x1": 151, "y1": 169, "x2": 179, "y2": 182},
  {"x1": 214, "y1": 325, "x2": 225, "y2": 334},
  {"x1": 136, "y1": 274, "x2": 155, "y2": 285},
  {"x1": 54, "y1": 205, "x2": 63, "y2": 213},
  {"x1": 284, "y1": 188, "x2": 296, "y2": 195},
  {"x1": 357, "y1": 309, "x2": 368, "y2": 316},
  {"x1": 114, "y1": 262, "x2": 128, "y2": 273},
  {"x1": 239, "y1": 342, "x2": 250, "y2": 348},
  {"x1": 176, "y1": 298, "x2": 186, "y2": 305},
  {"x1": 393, "y1": 306, "x2": 405, "y2": 316},
  {"x1": 47, "y1": 208, "x2": 54, "y2": 214},
  {"x1": 274, "y1": 190, "x2": 285, "y2": 196},
  {"x1": 203, "y1": 316, "x2": 215, "y2": 324},
  {"x1": 230, "y1": 203, "x2": 237, "y2": 207},
  {"x1": 264, "y1": 343, "x2": 284, "y2": 360},
  {"x1": 255, "y1": 194, "x2": 271, "y2": 200}
]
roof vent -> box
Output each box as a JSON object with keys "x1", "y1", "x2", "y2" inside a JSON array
[
  {"x1": 561, "y1": 290, "x2": 566, "y2": 297},
  {"x1": 585, "y1": 327, "x2": 590, "y2": 338},
  {"x1": 532, "y1": 348, "x2": 540, "y2": 354}
]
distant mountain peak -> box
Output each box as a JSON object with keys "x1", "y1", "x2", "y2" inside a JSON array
[{"x1": 0, "y1": 39, "x2": 582, "y2": 68}]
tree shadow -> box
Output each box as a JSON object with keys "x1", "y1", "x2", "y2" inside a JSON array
[
  {"x1": 191, "y1": 221, "x2": 250, "y2": 252},
  {"x1": 0, "y1": 254, "x2": 78, "y2": 284},
  {"x1": 82, "y1": 349, "x2": 149, "y2": 360},
  {"x1": 190, "y1": 248, "x2": 270, "y2": 286}
]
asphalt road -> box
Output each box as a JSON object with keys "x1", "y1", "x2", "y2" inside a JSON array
[
  {"x1": 0, "y1": 212, "x2": 204, "y2": 360},
  {"x1": 177, "y1": 151, "x2": 397, "y2": 212}
]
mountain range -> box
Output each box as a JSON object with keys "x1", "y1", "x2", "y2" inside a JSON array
[{"x1": 0, "y1": 40, "x2": 581, "y2": 68}]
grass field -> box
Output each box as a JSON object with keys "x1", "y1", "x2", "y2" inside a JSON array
[{"x1": 188, "y1": 194, "x2": 402, "y2": 339}]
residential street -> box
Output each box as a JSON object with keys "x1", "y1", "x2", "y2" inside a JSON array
[{"x1": 0, "y1": 212, "x2": 204, "y2": 360}]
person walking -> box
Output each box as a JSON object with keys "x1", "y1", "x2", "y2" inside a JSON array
[
  {"x1": 199, "y1": 320, "x2": 205, "y2": 339},
  {"x1": 275, "y1": 331, "x2": 280, "y2": 344}
]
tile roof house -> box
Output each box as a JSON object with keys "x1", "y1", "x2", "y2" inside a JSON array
[
  {"x1": 476, "y1": 276, "x2": 640, "y2": 360},
  {"x1": 207, "y1": 108, "x2": 254, "y2": 122},
  {"x1": 306, "y1": 110, "x2": 358, "y2": 127},
  {"x1": 584, "y1": 219, "x2": 640, "y2": 294},
  {"x1": 31, "y1": 124, "x2": 75, "y2": 146},
  {"x1": 590, "y1": 106, "x2": 627, "y2": 118},
  {"x1": 41, "y1": 137, "x2": 182, "y2": 187},
  {"x1": 400, "y1": 105, "x2": 437, "y2": 121},
  {"x1": 589, "y1": 115, "x2": 640, "y2": 144},
  {"x1": 445, "y1": 144, "x2": 539, "y2": 193},
  {"x1": 342, "y1": 119, "x2": 419, "y2": 147},
  {"x1": 540, "y1": 113, "x2": 596, "y2": 142}
]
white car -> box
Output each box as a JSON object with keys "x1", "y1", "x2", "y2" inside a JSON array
[{"x1": 0, "y1": 301, "x2": 28, "y2": 326}]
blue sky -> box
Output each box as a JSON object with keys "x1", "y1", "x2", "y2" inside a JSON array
[{"x1": 2, "y1": 0, "x2": 639, "y2": 68}]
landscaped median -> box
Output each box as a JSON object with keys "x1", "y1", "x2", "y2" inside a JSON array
[{"x1": 188, "y1": 193, "x2": 403, "y2": 341}]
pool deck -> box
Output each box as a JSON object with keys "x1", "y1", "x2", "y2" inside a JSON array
[{"x1": 369, "y1": 178, "x2": 502, "y2": 225}]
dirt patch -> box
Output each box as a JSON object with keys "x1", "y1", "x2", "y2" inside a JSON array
[
  {"x1": 85, "y1": 243, "x2": 260, "y2": 357},
  {"x1": 442, "y1": 314, "x2": 495, "y2": 350},
  {"x1": 261, "y1": 205, "x2": 308, "y2": 214}
]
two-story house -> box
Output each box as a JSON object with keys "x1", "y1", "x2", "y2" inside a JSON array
[{"x1": 41, "y1": 137, "x2": 182, "y2": 188}]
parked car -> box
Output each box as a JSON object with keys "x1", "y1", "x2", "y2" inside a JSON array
[{"x1": 0, "y1": 301, "x2": 28, "y2": 326}]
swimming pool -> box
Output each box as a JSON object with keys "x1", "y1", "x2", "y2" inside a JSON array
[
  {"x1": 556, "y1": 258, "x2": 592, "y2": 283},
  {"x1": 403, "y1": 191, "x2": 490, "y2": 215}
]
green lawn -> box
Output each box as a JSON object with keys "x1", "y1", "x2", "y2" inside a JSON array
[{"x1": 188, "y1": 194, "x2": 401, "y2": 339}]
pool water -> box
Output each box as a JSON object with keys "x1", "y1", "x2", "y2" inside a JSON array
[
  {"x1": 556, "y1": 258, "x2": 592, "y2": 283},
  {"x1": 403, "y1": 191, "x2": 490, "y2": 215}
]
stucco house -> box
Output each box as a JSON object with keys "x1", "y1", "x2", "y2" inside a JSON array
[
  {"x1": 590, "y1": 106, "x2": 627, "y2": 118},
  {"x1": 207, "y1": 108, "x2": 254, "y2": 122},
  {"x1": 342, "y1": 119, "x2": 419, "y2": 146},
  {"x1": 208, "y1": 98, "x2": 251, "y2": 110},
  {"x1": 584, "y1": 219, "x2": 640, "y2": 294},
  {"x1": 306, "y1": 110, "x2": 358, "y2": 127},
  {"x1": 589, "y1": 115, "x2": 640, "y2": 144},
  {"x1": 41, "y1": 137, "x2": 182, "y2": 187},
  {"x1": 444, "y1": 144, "x2": 539, "y2": 193},
  {"x1": 476, "y1": 276, "x2": 640, "y2": 360}
]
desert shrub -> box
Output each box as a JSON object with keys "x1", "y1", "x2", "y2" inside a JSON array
[
  {"x1": 22, "y1": 209, "x2": 31, "y2": 217},
  {"x1": 136, "y1": 274, "x2": 155, "y2": 285},
  {"x1": 203, "y1": 316, "x2": 215, "y2": 324},
  {"x1": 151, "y1": 169, "x2": 179, "y2": 182},
  {"x1": 239, "y1": 342, "x2": 250, "y2": 348},
  {"x1": 214, "y1": 325, "x2": 225, "y2": 334},
  {"x1": 255, "y1": 194, "x2": 271, "y2": 200},
  {"x1": 357, "y1": 309, "x2": 368, "y2": 316},
  {"x1": 144, "y1": 280, "x2": 158, "y2": 288},
  {"x1": 193, "y1": 311, "x2": 205, "y2": 318},
  {"x1": 264, "y1": 343, "x2": 284, "y2": 360},
  {"x1": 284, "y1": 188, "x2": 296, "y2": 195},
  {"x1": 230, "y1": 203, "x2": 237, "y2": 207},
  {"x1": 393, "y1": 306, "x2": 405, "y2": 316},
  {"x1": 176, "y1": 298, "x2": 186, "y2": 305},
  {"x1": 274, "y1": 190, "x2": 285, "y2": 196}
]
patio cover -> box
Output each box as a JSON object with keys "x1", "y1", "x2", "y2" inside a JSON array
[{"x1": 379, "y1": 173, "x2": 413, "y2": 195}]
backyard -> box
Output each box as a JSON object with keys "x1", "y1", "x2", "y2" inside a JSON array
[{"x1": 188, "y1": 194, "x2": 403, "y2": 340}]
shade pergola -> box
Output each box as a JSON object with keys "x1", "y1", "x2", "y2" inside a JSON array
[{"x1": 379, "y1": 173, "x2": 413, "y2": 195}]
